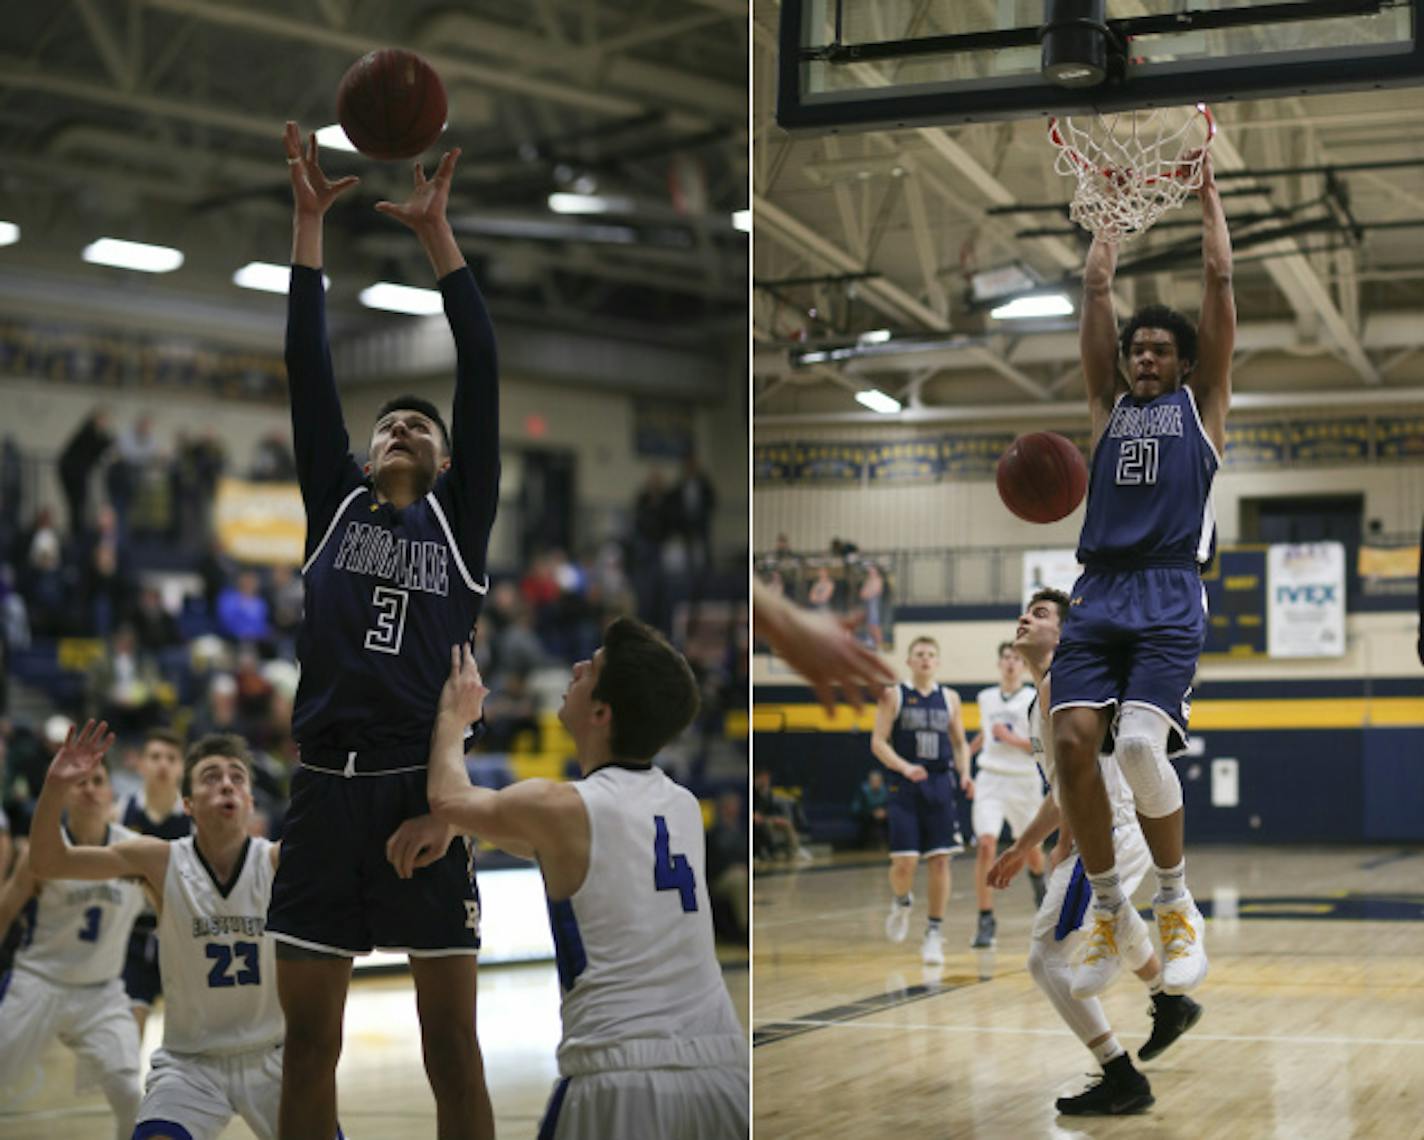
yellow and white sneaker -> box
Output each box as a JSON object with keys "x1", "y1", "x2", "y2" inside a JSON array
[
  {"x1": 1155, "y1": 894, "x2": 1208, "y2": 993},
  {"x1": 1070, "y1": 903, "x2": 1150, "y2": 999}
]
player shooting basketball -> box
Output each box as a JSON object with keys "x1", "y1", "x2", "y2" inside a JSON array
[
  {"x1": 1049, "y1": 149, "x2": 1233, "y2": 1001},
  {"x1": 269, "y1": 121, "x2": 500, "y2": 1140}
]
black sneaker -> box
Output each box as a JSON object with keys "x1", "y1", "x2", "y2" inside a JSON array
[
  {"x1": 1139, "y1": 993, "x2": 1204, "y2": 1062},
  {"x1": 971, "y1": 912, "x2": 996, "y2": 949},
  {"x1": 1055, "y1": 1056, "x2": 1154, "y2": 1116}
]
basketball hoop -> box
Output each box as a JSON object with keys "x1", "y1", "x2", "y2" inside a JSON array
[{"x1": 1047, "y1": 103, "x2": 1216, "y2": 242}]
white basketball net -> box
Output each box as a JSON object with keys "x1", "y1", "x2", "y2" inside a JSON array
[{"x1": 1048, "y1": 104, "x2": 1216, "y2": 242}]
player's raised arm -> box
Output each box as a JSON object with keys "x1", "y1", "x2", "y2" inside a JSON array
[
  {"x1": 29, "y1": 721, "x2": 168, "y2": 894},
  {"x1": 1191, "y1": 152, "x2": 1235, "y2": 454},
  {"x1": 378, "y1": 149, "x2": 501, "y2": 582},
  {"x1": 1080, "y1": 235, "x2": 1123, "y2": 449},
  {"x1": 283, "y1": 121, "x2": 362, "y2": 524}
]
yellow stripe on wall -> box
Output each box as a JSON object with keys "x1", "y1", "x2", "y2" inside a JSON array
[{"x1": 751, "y1": 698, "x2": 1424, "y2": 733}]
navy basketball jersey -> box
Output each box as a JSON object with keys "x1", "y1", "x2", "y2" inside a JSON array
[
  {"x1": 1077, "y1": 386, "x2": 1219, "y2": 566},
  {"x1": 890, "y1": 683, "x2": 955, "y2": 774},
  {"x1": 121, "y1": 795, "x2": 191, "y2": 841},
  {"x1": 294, "y1": 488, "x2": 489, "y2": 753}
]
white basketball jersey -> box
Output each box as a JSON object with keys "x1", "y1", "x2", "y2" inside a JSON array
[
  {"x1": 15, "y1": 823, "x2": 145, "y2": 986},
  {"x1": 156, "y1": 835, "x2": 283, "y2": 1055},
  {"x1": 976, "y1": 684, "x2": 1038, "y2": 777},
  {"x1": 1028, "y1": 685, "x2": 1136, "y2": 826},
  {"x1": 549, "y1": 765, "x2": 744, "y2": 1076}
]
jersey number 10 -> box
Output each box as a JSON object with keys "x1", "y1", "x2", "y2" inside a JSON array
[{"x1": 653, "y1": 816, "x2": 698, "y2": 913}]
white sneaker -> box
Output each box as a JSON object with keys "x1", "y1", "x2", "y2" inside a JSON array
[
  {"x1": 885, "y1": 896, "x2": 912, "y2": 943},
  {"x1": 1070, "y1": 904, "x2": 1150, "y2": 999},
  {"x1": 1155, "y1": 894, "x2": 1208, "y2": 993},
  {"x1": 921, "y1": 929, "x2": 945, "y2": 966}
]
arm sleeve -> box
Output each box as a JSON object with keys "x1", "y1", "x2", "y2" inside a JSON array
[
  {"x1": 434, "y1": 266, "x2": 501, "y2": 581},
  {"x1": 285, "y1": 265, "x2": 362, "y2": 556}
]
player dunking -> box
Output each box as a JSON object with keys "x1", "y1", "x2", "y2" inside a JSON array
[
  {"x1": 270, "y1": 121, "x2": 500, "y2": 1140},
  {"x1": 871, "y1": 636, "x2": 973, "y2": 967},
  {"x1": 1050, "y1": 151, "x2": 1232, "y2": 997},
  {"x1": 968, "y1": 641, "x2": 1043, "y2": 949},
  {"x1": 426, "y1": 626, "x2": 748, "y2": 1139},
  {"x1": 0, "y1": 753, "x2": 145, "y2": 1139},
  {"x1": 992, "y1": 590, "x2": 1202, "y2": 1116}
]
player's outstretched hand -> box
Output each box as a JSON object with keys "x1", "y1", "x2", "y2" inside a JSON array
[
  {"x1": 987, "y1": 844, "x2": 1025, "y2": 890},
  {"x1": 754, "y1": 581, "x2": 895, "y2": 713},
  {"x1": 375, "y1": 148, "x2": 461, "y2": 235},
  {"x1": 439, "y1": 644, "x2": 489, "y2": 726},
  {"x1": 46, "y1": 720, "x2": 115, "y2": 786},
  {"x1": 284, "y1": 121, "x2": 359, "y2": 218},
  {"x1": 385, "y1": 813, "x2": 457, "y2": 879}
]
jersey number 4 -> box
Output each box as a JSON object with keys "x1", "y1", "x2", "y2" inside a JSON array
[
  {"x1": 653, "y1": 815, "x2": 698, "y2": 913},
  {"x1": 365, "y1": 586, "x2": 410, "y2": 654},
  {"x1": 206, "y1": 941, "x2": 261, "y2": 988}
]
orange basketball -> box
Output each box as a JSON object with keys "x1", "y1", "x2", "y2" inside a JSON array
[
  {"x1": 337, "y1": 49, "x2": 447, "y2": 161},
  {"x1": 996, "y1": 432, "x2": 1088, "y2": 524}
]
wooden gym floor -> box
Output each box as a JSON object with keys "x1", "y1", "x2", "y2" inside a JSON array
[
  {"x1": 0, "y1": 952, "x2": 749, "y2": 1138},
  {"x1": 754, "y1": 845, "x2": 1424, "y2": 1140}
]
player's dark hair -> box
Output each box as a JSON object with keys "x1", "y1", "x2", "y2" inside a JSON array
[
  {"x1": 591, "y1": 617, "x2": 700, "y2": 761},
  {"x1": 374, "y1": 395, "x2": 451, "y2": 455},
  {"x1": 1029, "y1": 587, "x2": 1072, "y2": 625},
  {"x1": 1119, "y1": 304, "x2": 1197, "y2": 370},
  {"x1": 182, "y1": 733, "x2": 255, "y2": 796},
  {"x1": 143, "y1": 727, "x2": 184, "y2": 752}
]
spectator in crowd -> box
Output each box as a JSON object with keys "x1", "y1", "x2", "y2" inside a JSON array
[
  {"x1": 481, "y1": 670, "x2": 541, "y2": 753},
  {"x1": 807, "y1": 565, "x2": 836, "y2": 613},
  {"x1": 131, "y1": 587, "x2": 182, "y2": 652},
  {"x1": 752, "y1": 768, "x2": 811, "y2": 864},
  {"x1": 266, "y1": 563, "x2": 305, "y2": 654},
  {"x1": 706, "y1": 790, "x2": 749, "y2": 941},
  {"x1": 631, "y1": 470, "x2": 670, "y2": 627},
  {"x1": 170, "y1": 428, "x2": 226, "y2": 545},
  {"x1": 56, "y1": 408, "x2": 114, "y2": 537},
  {"x1": 21, "y1": 528, "x2": 74, "y2": 638},
  {"x1": 81, "y1": 536, "x2": 136, "y2": 638},
  {"x1": 216, "y1": 569, "x2": 271, "y2": 644},
  {"x1": 852, "y1": 768, "x2": 890, "y2": 850},
  {"x1": 86, "y1": 624, "x2": 164, "y2": 737},
  {"x1": 189, "y1": 673, "x2": 246, "y2": 742},
  {"x1": 669, "y1": 454, "x2": 717, "y2": 574},
  {"x1": 1, "y1": 716, "x2": 72, "y2": 837},
  {"x1": 495, "y1": 600, "x2": 550, "y2": 680},
  {"x1": 249, "y1": 431, "x2": 296, "y2": 481},
  {"x1": 107, "y1": 413, "x2": 162, "y2": 536},
  {"x1": 859, "y1": 562, "x2": 887, "y2": 648}
]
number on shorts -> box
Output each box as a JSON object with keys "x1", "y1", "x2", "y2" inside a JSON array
[
  {"x1": 915, "y1": 731, "x2": 940, "y2": 761},
  {"x1": 77, "y1": 905, "x2": 102, "y2": 943},
  {"x1": 1115, "y1": 438, "x2": 1160, "y2": 485},
  {"x1": 364, "y1": 586, "x2": 410, "y2": 654},
  {"x1": 206, "y1": 941, "x2": 262, "y2": 988},
  {"x1": 652, "y1": 815, "x2": 698, "y2": 913}
]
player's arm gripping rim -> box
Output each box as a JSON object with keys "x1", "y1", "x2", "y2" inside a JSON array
[
  {"x1": 870, "y1": 687, "x2": 926, "y2": 783},
  {"x1": 1190, "y1": 152, "x2": 1235, "y2": 455},
  {"x1": 424, "y1": 646, "x2": 571, "y2": 862},
  {"x1": 1080, "y1": 235, "x2": 1123, "y2": 454},
  {"x1": 28, "y1": 720, "x2": 169, "y2": 896}
]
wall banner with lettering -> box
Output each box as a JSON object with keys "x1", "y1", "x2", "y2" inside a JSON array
[
  {"x1": 792, "y1": 441, "x2": 864, "y2": 485},
  {"x1": 214, "y1": 477, "x2": 306, "y2": 566},
  {"x1": 866, "y1": 440, "x2": 942, "y2": 484},
  {"x1": 1374, "y1": 415, "x2": 1424, "y2": 462},
  {"x1": 754, "y1": 442, "x2": 797, "y2": 484},
  {"x1": 941, "y1": 432, "x2": 1015, "y2": 477},
  {"x1": 1288, "y1": 419, "x2": 1371, "y2": 464},
  {"x1": 1267, "y1": 542, "x2": 1346, "y2": 658}
]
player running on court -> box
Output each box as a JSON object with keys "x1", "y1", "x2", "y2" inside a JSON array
[
  {"x1": 0, "y1": 751, "x2": 145, "y2": 1139},
  {"x1": 425, "y1": 623, "x2": 748, "y2": 1139},
  {"x1": 272, "y1": 120, "x2": 501, "y2": 1140},
  {"x1": 991, "y1": 588, "x2": 1203, "y2": 1115},
  {"x1": 871, "y1": 636, "x2": 973, "y2": 967},
  {"x1": 118, "y1": 728, "x2": 191, "y2": 1037},
  {"x1": 968, "y1": 641, "x2": 1043, "y2": 949},
  {"x1": 1050, "y1": 151, "x2": 1233, "y2": 999},
  {"x1": 25, "y1": 724, "x2": 304, "y2": 1140}
]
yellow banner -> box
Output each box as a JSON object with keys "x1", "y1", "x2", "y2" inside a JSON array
[
  {"x1": 214, "y1": 477, "x2": 306, "y2": 566},
  {"x1": 1358, "y1": 545, "x2": 1419, "y2": 579}
]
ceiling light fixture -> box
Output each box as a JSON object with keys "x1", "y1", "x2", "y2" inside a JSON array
[
  {"x1": 233, "y1": 262, "x2": 328, "y2": 294},
  {"x1": 0, "y1": 221, "x2": 19, "y2": 247},
  {"x1": 731, "y1": 209, "x2": 751, "y2": 232},
  {"x1": 991, "y1": 293, "x2": 1074, "y2": 320},
  {"x1": 855, "y1": 389, "x2": 902, "y2": 415},
  {"x1": 359, "y1": 282, "x2": 445, "y2": 316},
  {"x1": 548, "y1": 192, "x2": 634, "y2": 215},
  {"x1": 82, "y1": 238, "x2": 184, "y2": 273}
]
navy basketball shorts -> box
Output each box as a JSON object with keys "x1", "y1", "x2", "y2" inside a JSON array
[
  {"x1": 123, "y1": 922, "x2": 162, "y2": 1008},
  {"x1": 886, "y1": 770, "x2": 965, "y2": 858},
  {"x1": 267, "y1": 766, "x2": 481, "y2": 957},
  {"x1": 1050, "y1": 565, "x2": 1206, "y2": 754}
]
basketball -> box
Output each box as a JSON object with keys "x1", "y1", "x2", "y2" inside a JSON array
[
  {"x1": 996, "y1": 432, "x2": 1088, "y2": 523},
  {"x1": 336, "y1": 49, "x2": 447, "y2": 161}
]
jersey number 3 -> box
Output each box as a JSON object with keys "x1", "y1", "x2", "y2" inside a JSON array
[
  {"x1": 365, "y1": 586, "x2": 410, "y2": 654},
  {"x1": 653, "y1": 815, "x2": 698, "y2": 913},
  {"x1": 206, "y1": 941, "x2": 262, "y2": 988}
]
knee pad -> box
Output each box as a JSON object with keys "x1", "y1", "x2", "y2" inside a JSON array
[{"x1": 1114, "y1": 705, "x2": 1183, "y2": 818}]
